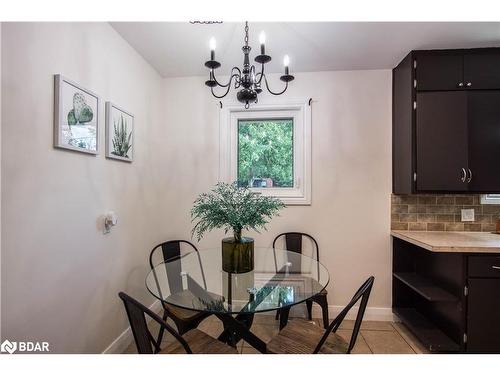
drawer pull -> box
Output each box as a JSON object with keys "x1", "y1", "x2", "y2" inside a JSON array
[{"x1": 492, "y1": 266, "x2": 500, "y2": 270}]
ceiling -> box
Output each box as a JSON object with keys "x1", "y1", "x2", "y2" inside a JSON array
[{"x1": 111, "y1": 22, "x2": 500, "y2": 78}]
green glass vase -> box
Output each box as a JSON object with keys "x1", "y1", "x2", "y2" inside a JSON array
[{"x1": 222, "y1": 237, "x2": 254, "y2": 274}]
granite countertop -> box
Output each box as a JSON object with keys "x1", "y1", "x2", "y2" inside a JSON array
[{"x1": 391, "y1": 230, "x2": 500, "y2": 253}]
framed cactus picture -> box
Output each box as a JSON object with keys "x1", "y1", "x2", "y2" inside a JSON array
[
  {"x1": 54, "y1": 75, "x2": 99, "y2": 154},
  {"x1": 105, "y1": 102, "x2": 134, "y2": 162}
]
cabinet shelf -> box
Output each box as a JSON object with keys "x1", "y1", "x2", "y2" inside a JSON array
[
  {"x1": 393, "y1": 272, "x2": 458, "y2": 302},
  {"x1": 394, "y1": 308, "x2": 460, "y2": 352}
]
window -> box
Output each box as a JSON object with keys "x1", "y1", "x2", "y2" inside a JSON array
[
  {"x1": 219, "y1": 102, "x2": 311, "y2": 205},
  {"x1": 481, "y1": 194, "x2": 500, "y2": 204}
]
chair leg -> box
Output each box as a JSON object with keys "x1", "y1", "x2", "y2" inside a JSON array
[
  {"x1": 156, "y1": 310, "x2": 169, "y2": 344},
  {"x1": 279, "y1": 307, "x2": 291, "y2": 330},
  {"x1": 305, "y1": 300, "x2": 313, "y2": 321},
  {"x1": 316, "y1": 295, "x2": 329, "y2": 329},
  {"x1": 275, "y1": 310, "x2": 280, "y2": 320}
]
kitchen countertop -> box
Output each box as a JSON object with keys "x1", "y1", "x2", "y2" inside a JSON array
[{"x1": 391, "y1": 230, "x2": 500, "y2": 253}]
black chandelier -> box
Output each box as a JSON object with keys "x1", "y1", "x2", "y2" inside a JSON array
[{"x1": 204, "y1": 21, "x2": 295, "y2": 108}]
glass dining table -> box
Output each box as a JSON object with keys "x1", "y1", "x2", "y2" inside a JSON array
[{"x1": 145, "y1": 247, "x2": 330, "y2": 353}]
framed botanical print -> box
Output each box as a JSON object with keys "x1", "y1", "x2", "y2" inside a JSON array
[
  {"x1": 105, "y1": 102, "x2": 134, "y2": 162},
  {"x1": 54, "y1": 75, "x2": 99, "y2": 154}
]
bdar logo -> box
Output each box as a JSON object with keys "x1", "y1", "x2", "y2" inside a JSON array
[
  {"x1": 1, "y1": 340, "x2": 17, "y2": 354},
  {"x1": 0, "y1": 340, "x2": 49, "y2": 354}
]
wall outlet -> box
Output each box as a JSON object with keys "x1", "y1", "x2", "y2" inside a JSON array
[{"x1": 461, "y1": 208, "x2": 475, "y2": 222}]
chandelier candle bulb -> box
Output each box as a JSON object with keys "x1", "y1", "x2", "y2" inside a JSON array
[
  {"x1": 259, "y1": 32, "x2": 266, "y2": 54},
  {"x1": 209, "y1": 37, "x2": 216, "y2": 60},
  {"x1": 284, "y1": 55, "x2": 290, "y2": 75}
]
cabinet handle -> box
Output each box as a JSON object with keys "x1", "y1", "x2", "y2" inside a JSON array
[
  {"x1": 458, "y1": 82, "x2": 464, "y2": 87},
  {"x1": 492, "y1": 266, "x2": 500, "y2": 270},
  {"x1": 467, "y1": 168, "x2": 472, "y2": 183},
  {"x1": 461, "y1": 168, "x2": 467, "y2": 182},
  {"x1": 466, "y1": 82, "x2": 472, "y2": 87}
]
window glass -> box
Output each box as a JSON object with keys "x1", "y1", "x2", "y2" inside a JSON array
[
  {"x1": 237, "y1": 119, "x2": 294, "y2": 188},
  {"x1": 481, "y1": 194, "x2": 500, "y2": 204}
]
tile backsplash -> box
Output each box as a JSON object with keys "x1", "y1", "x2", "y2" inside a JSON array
[{"x1": 391, "y1": 194, "x2": 500, "y2": 232}]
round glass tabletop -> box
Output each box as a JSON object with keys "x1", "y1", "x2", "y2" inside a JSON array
[{"x1": 146, "y1": 247, "x2": 329, "y2": 315}]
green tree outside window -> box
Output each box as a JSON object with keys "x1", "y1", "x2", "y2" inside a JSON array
[{"x1": 237, "y1": 119, "x2": 294, "y2": 188}]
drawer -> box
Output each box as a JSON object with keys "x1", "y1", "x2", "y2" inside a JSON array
[{"x1": 468, "y1": 255, "x2": 500, "y2": 278}]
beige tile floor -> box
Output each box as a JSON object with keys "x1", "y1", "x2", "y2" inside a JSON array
[{"x1": 123, "y1": 314, "x2": 429, "y2": 354}]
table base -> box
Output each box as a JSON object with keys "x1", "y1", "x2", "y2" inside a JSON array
[{"x1": 215, "y1": 313, "x2": 267, "y2": 353}]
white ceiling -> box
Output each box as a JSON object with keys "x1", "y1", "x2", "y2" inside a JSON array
[{"x1": 111, "y1": 22, "x2": 500, "y2": 78}]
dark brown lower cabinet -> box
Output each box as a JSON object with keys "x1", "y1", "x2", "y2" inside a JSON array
[
  {"x1": 393, "y1": 237, "x2": 500, "y2": 353},
  {"x1": 467, "y1": 278, "x2": 500, "y2": 353}
]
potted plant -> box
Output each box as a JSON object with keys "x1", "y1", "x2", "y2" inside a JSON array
[{"x1": 191, "y1": 182, "x2": 285, "y2": 273}]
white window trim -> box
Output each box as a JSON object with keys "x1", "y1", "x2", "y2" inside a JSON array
[
  {"x1": 219, "y1": 101, "x2": 311, "y2": 205},
  {"x1": 481, "y1": 194, "x2": 500, "y2": 204}
]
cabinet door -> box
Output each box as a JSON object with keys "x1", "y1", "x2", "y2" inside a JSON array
[
  {"x1": 464, "y1": 52, "x2": 500, "y2": 90},
  {"x1": 416, "y1": 92, "x2": 468, "y2": 191},
  {"x1": 467, "y1": 91, "x2": 500, "y2": 192},
  {"x1": 416, "y1": 53, "x2": 463, "y2": 91},
  {"x1": 467, "y1": 278, "x2": 500, "y2": 353}
]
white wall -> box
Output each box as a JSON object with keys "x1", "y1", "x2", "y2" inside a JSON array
[
  {"x1": 162, "y1": 70, "x2": 392, "y2": 309},
  {"x1": 1, "y1": 23, "x2": 172, "y2": 353}
]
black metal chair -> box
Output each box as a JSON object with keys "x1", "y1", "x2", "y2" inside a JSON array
[
  {"x1": 267, "y1": 276, "x2": 375, "y2": 354},
  {"x1": 273, "y1": 232, "x2": 329, "y2": 329},
  {"x1": 118, "y1": 292, "x2": 237, "y2": 354},
  {"x1": 149, "y1": 240, "x2": 211, "y2": 339}
]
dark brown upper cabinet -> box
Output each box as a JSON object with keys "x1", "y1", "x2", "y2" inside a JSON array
[
  {"x1": 464, "y1": 52, "x2": 500, "y2": 90},
  {"x1": 416, "y1": 49, "x2": 500, "y2": 92},
  {"x1": 416, "y1": 91, "x2": 468, "y2": 191},
  {"x1": 393, "y1": 48, "x2": 500, "y2": 194},
  {"x1": 416, "y1": 53, "x2": 464, "y2": 91},
  {"x1": 467, "y1": 91, "x2": 500, "y2": 192}
]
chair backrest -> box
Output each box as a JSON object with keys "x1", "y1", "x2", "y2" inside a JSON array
[
  {"x1": 118, "y1": 291, "x2": 192, "y2": 354},
  {"x1": 149, "y1": 240, "x2": 199, "y2": 268},
  {"x1": 273, "y1": 232, "x2": 320, "y2": 274},
  {"x1": 149, "y1": 240, "x2": 207, "y2": 296},
  {"x1": 272, "y1": 232, "x2": 320, "y2": 259},
  {"x1": 313, "y1": 276, "x2": 375, "y2": 354}
]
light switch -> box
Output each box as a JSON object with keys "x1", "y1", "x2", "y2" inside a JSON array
[{"x1": 461, "y1": 208, "x2": 475, "y2": 222}]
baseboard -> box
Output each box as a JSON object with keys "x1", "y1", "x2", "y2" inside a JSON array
[
  {"x1": 310, "y1": 304, "x2": 395, "y2": 322},
  {"x1": 102, "y1": 299, "x2": 162, "y2": 354}
]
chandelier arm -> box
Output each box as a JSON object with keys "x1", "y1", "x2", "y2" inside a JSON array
[
  {"x1": 210, "y1": 84, "x2": 232, "y2": 99},
  {"x1": 210, "y1": 74, "x2": 238, "y2": 98},
  {"x1": 212, "y1": 67, "x2": 241, "y2": 88},
  {"x1": 232, "y1": 66, "x2": 242, "y2": 77},
  {"x1": 263, "y1": 75, "x2": 289, "y2": 95},
  {"x1": 255, "y1": 63, "x2": 265, "y2": 85},
  {"x1": 231, "y1": 67, "x2": 242, "y2": 88}
]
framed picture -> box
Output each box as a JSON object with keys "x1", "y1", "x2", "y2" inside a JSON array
[
  {"x1": 54, "y1": 75, "x2": 99, "y2": 154},
  {"x1": 105, "y1": 102, "x2": 134, "y2": 162}
]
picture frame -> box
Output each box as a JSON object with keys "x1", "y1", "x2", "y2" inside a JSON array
[
  {"x1": 54, "y1": 74, "x2": 99, "y2": 155},
  {"x1": 105, "y1": 102, "x2": 134, "y2": 162}
]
